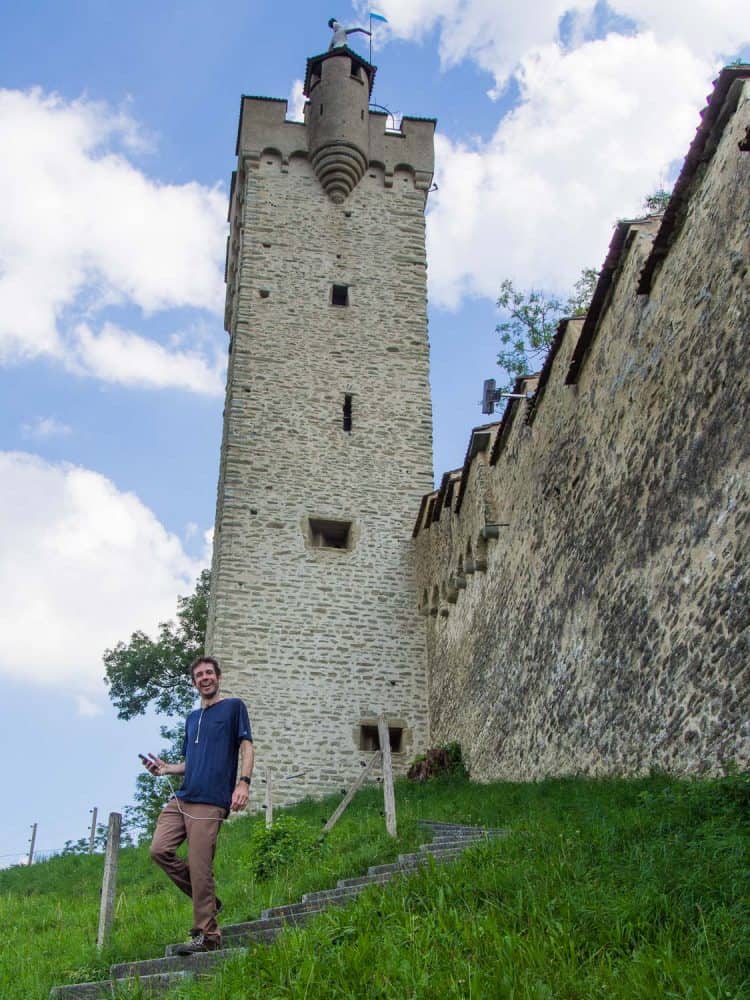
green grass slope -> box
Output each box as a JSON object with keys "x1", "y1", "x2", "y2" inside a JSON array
[{"x1": 2, "y1": 773, "x2": 749, "y2": 999}]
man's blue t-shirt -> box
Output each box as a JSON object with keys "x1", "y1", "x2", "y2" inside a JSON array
[{"x1": 177, "y1": 698, "x2": 253, "y2": 813}]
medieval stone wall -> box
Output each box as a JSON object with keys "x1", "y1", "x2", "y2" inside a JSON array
[{"x1": 415, "y1": 76, "x2": 750, "y2": 782}]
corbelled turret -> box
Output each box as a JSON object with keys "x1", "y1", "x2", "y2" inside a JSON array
[{"x1": 304, "y1": 47, "x2": 375, "y2": 204}]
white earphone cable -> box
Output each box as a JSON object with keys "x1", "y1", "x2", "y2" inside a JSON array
[{"x1": 159, "y1": 774, "x2": 235, "y2": 822}]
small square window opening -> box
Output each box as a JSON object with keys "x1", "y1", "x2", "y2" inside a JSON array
[
  {"x1": 359, "y1": 725, "x2": 404, "y2": 753},
  {"x1": 308, "y1": 517, "x2": 352, "y2": 549},
  {"x1": 331, "y1": 284, "x2": 349, "y2": 307}
]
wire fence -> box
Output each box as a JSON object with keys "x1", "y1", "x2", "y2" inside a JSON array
[
  {"x1": 2, "y1": 734, "x2": 395, "y2": 868},
  {"x1": 0, "y1": 810, "x2": 105, "y2": 868}
]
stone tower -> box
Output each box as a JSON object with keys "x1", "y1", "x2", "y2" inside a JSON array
[{"x1": 206, "y1": 41, "x2": 436, "y2": 805}]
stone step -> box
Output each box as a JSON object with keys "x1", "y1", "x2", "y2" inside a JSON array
[
  {"x1": 111, "y1": 947, "x2": 244, "y2": 983},
  {"x1": 367, "y1": 858, "x2": 422, "y2": 876},
  {"x1": 302, "y1": 883, "x2": 366, "y2": 904},
  {"x1": 424, "y1": 842, "x2": 478, "y2": 851},
  {"x1": 50, "y1": 982, "x2": 114, "y2": 999},
  {"x1": 426, "y1": 832, "x2": 488, "y2": 844},
  {"x1": 418, "y1": 821, "x2": 477, "y2": 830},
  {"x1": 113, "y1": 909, "x2": 328, "y2": 989},
  {"x1": 418, "y1": 822, "x2": 507, "y2": 836},
  {"x1": 400, "y1": 847, "x2": 463, "y2": 862},
  {"x1": 51, "y1": 970, "x2": 194, "y2": 999},
  {"x1": 368, "y1": 845, "x2": 464, "y2": 873},
  {"x1": 337, "y1": 871, "x2": 398, "y2": 889},
  {"x1": 131, "y1": 970, "x2": 192, "y2": 994},
  {"x1": 308, "y1": 843, "x2": 485, "y2": 901},
  {"x1": 221, "y1": 907, "x2": 324, "y2": 942},
  {"x1": 261, "y1": 893, "x2": 353, "y2": 920},
  {"x1": 420, "y1": 840, "x2": 480, "y2": 852}
]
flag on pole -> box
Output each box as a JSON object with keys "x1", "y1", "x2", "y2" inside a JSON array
[{"x1": 368, "y1": 11, "x2": 387, "y2": 66}]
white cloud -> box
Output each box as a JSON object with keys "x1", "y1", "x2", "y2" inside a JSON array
[
  {"x1": 357, "y1": 0, "x2": 597, "y2": 83},
  {"x1": 609, "y1": 0, "x2": 750, "y2": 62},
  {"x1": 21, "y1": 416, "x2": 73, "y2": 440},
  {"x1": 427, "y1": 33, "x2": 711, "y2": 306},
  {"x1": 364, "y1": 1, "x2": 750, "y2": 307},
  {"x1": 72, "y1": 322, "x2": 225, "y2": 395},
  {"x1": 0, "y1": 88, "x2": 226, "y2": 383},
  {"x1": 0, "y1": 452, "x2": 207, "y2": 694},
  {"x1": 76, "y1": 695, "x2": 103, "y2": 717},
  {"x1": 287, "y1": 79, "x2": 306, "y2": 122},
  {"x1": 364, "y1": 0, "x2": 750, "y2": 82}
]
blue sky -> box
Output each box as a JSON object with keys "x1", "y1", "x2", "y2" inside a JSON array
[{"x1": 1, "y1": 0, "x2": 748, "y2": 863}]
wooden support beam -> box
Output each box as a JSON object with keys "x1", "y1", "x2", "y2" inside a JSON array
[
  {"x1": 265, "y1": 767, "x2": 274, "y2": 828},
  {"x1": 321, "y1": 751, "x2": 382, "y2": 836},
  {"x1": 378, "y1": 715, "x2": 397, "y2": 838}
]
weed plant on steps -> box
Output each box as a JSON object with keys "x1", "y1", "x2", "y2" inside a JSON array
[{"x1": 2, "y1": 773, "x2": 749, "y2": 999}]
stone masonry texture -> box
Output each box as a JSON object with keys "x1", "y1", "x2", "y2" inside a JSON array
[
  {"x1": 207, "y1": 49, "x2": 436, "y2": 806},
  {"x1": 414, "y1": 73, "x2": 750, "y2": 782}
]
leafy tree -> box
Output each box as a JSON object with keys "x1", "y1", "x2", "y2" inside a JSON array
[
  {"x1": 124, "y1": 721, "x2": 186, "y2": 838},
  {"x1": 643, "y1": 188, "x2": 671, "y2": 214},
  {"x1": 61, "y1": 822, "x2": 133, "y2": 855},
  {"x1": 103, "y1": 569, "x2": 210, "y2": 838},
  {"x1": 566, "y1": 267, "x2": 599, "y2": 317},
  {"x1": 495, "y1": 267, "x2": 598, "y2": 392},
  {"x1": 104, "y1": 569, "x2": 209, "y2": 720}
]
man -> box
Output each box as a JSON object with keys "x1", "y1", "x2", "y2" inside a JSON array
[{"x1": 144, "y1": 655, "x2": 254, "y2": 954}]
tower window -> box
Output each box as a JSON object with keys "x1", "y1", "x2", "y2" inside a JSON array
[
  {"x1": 359, "y1": 725, "x2": 403, "y2": 753},
  {"x1": 308, "y1": 517, "x2": 352, "y2": 550},
  {"x1": 343, "y1": 394, "x2": 352, "y2": 432},
  {"x1": 331, "y1": 284, "x2": 349, "y2": 307}
]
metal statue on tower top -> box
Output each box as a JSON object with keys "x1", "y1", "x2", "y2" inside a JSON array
[{"x1": 327, "y1": 17, "x2": 371, "y2": 50}]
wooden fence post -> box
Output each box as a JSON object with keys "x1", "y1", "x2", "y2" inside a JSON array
[
  {"x1": 88, "y1": 807, "x2": 98, "y2": 855},
  {"x1": 27, "y1": 823, "x2": 37, "y2": 866},
  {"x1": 97, "y1": 812, "x2": 121, "y2": 951},
  {"x1": 377, "y1": 715, "x2": 397, "y2": 838},
  {"x1": 265, "y1": 767, "x2": 273, "y2": 829}
]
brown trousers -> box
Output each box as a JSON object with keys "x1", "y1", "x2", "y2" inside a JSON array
[{"x1": 149, "y1": 797, "x2": 225, "y2": 942}]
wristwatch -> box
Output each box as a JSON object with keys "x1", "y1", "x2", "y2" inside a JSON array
[{"x1": 239, "y1": 776, "x2": 251, "y2": 786}]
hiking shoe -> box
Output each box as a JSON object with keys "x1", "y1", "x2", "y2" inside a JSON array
[{"x1": 174, "y1": 933, "x2": 222, "y2": 955}]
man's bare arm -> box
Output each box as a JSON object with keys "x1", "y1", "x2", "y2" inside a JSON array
[{"x1": 230, "y1": 740, "x2": 255, "y2": 811}]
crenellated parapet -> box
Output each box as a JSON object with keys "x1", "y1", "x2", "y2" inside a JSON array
[{"x1": 367, "y1": 113, "x2": 436, "y2": 192}]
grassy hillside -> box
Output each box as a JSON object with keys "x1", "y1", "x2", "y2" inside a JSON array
[{"x1": 1, "y1": 773, "x2": 749, "y2": 999}]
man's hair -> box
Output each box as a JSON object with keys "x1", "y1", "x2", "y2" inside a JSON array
[
  {"x1": 190, "y1": 655, "x2": 221, "y2": 681},
  {"x1": 328, "y1": 17, "x2": 337, "y2": 28}
]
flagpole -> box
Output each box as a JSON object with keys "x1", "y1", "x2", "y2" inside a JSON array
[{"x1": 369, "y1": 13, "x2": 372, "y2": 64}]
